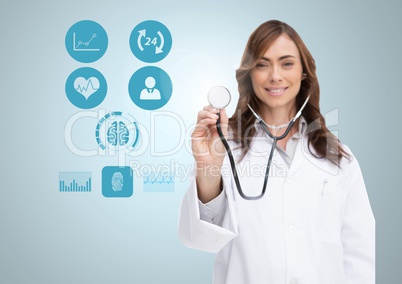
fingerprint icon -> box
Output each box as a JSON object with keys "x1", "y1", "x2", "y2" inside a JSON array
[
  {"x1": 111, "y1": 172, "x2": 123, "y2": 191},
  {"x1": 102, "y1": 166, "x2": 133, "y2": 198}
]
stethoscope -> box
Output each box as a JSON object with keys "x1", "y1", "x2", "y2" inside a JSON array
[{"x1": 207, "y1": 86, "x2": 310, "y2": 200}]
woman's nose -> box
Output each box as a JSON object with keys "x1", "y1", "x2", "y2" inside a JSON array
[{"x1": 268, "y1": 66, "x2": 282, "y2": 82}]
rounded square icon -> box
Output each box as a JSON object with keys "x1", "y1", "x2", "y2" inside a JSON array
[
  {"x1": 66, "y1": 67, "x2": 107, "y2": 109},
  {"x1": 66, "y1": 20, "x2": 108, "y2": 63},
  {"x1": 128, "y1": 66, "x2": 172, "y2": 110},
  {"x1": 129, "y1": 20, "x2": 172, "y2": 63},
  {"x1": 102, "y1": 166, "x2": 133, "y2": 198}
]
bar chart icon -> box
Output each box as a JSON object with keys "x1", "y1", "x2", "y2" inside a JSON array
[{"x1": 59, "y1": 172, "x2": 92, "y2": 192}]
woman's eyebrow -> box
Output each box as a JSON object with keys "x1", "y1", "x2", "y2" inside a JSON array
[{"x1": 260, "y1": 55, "x2": 296, "y2": 61}]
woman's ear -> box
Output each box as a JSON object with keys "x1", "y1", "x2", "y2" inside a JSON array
[{"x1": 302, "y1": 73, "x2": 307, "y2": 80}]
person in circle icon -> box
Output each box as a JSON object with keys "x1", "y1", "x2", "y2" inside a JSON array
[{"x1": 140, "y1": 76, "x2": 161, "y2": 100}]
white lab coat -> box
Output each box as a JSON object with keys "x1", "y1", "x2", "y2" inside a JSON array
[{"x1": 178, "y1": 124, "x2": 375, "y2": 284}]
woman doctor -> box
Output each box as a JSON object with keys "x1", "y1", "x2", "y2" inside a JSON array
[{"x1": 178, "y1": 20, "x2": 375, "y2": 284}]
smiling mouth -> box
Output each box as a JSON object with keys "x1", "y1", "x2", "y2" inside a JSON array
[
  {"x1": 265, "y1": 87, "x2": 288, "y2": 95},
  {"x1": 266, "y1": 87, "x2": 287, "y2": 92}
]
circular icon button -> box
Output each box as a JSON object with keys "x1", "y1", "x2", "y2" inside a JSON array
[
  {"x1": 129, "y1": 20, "x2": 172, "y2": 63},
  {"x1": 65, "y1": 20, "x2": 108, "y2": 63},
  {"x1": 128, "y1": 66, "x2": 173, "y2": 110},
  {"x1": 65, "y1": 67, "x2": 107, "y2": 109}
]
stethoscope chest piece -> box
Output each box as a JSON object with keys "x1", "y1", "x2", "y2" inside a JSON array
[{"x1": 208, "y1": 86, "x2": 231, "y2": 109}]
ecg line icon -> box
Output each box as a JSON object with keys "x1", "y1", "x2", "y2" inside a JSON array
[
  {"x1": 74, "y1": 77, "x2": 99, "y2": 93},
  {"x1": 143, "y1": 176, "x2": 175, "y2": 185},
  {"x1": 143, "y1": 174, "x2": 175, "y2": 192},
  {"x1": 73, "y1": 32, "x2": 100, "y2": 51}
]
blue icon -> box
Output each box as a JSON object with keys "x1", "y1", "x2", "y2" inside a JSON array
[
  {"x1": 96, "y1": 112, "x2": 140, "y2": 151},
  {"x1": 65, "y1": 20, "x2": 108, "y2": 63},
  {"x1": 66, "y1": 67, "x2": 107, "y2": 109},
  {"x1": 59, "y1": 172, "x2": 92, "y2": 192},
  {"x1": 129, "y1": 20, "x2": 172, "y2": 63},
  {"x1": 107, "y1": 121, "x2": 129, "y2": 146},
  {"x1": 128, "y1": 66, "x2": 172, "y2": 110},
  {"x1": 102, "y1": 166, "x2": 133, "y2": 198},
  {"x1": 143, "y1": 173, "x2": 174, "y2": 193}
]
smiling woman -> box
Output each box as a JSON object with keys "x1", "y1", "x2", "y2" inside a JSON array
[
  {"x1": 251, "y1": 35, "x2": 304, "y2": 115},
  {"x1": 178, "y1": 19, "x2": 375, "y2": 284},
  {"x1": 232, "y1": 20, "x2": 349, "y2": 164}
]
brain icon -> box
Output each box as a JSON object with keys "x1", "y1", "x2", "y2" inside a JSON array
[{"x1": 107, "y1": 121, "x2": 129, "y2": 146}]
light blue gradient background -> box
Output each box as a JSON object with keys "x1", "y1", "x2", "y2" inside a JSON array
[{"x1": 0, "y1": 0, "x2": 400, "y2": 283}]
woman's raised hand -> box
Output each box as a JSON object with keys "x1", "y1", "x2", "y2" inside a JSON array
[
  {"x1": 191, "y1": 106, "x2": 229, "y2": 203},
  {"x1": 191, "y1": 105, "x2": 228, "y2": 167}
]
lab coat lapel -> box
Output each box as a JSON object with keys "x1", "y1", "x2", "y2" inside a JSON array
[
  {"x1": 290, "y1": 135, "x2": 340, "y2": 176},
  {"x1": 287, "y1": 136, "x2": 307, "y2": 177}
]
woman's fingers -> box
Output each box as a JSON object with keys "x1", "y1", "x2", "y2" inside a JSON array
[
  {"x1": 202, "y1": 105, "x2": 219, "y2": 112},
  {"x1": 194, "y1": 107, "x2": 229, "y2": 137},
  {"x1": 218, "y1": 108, "x2": 229, "y2": 124},
  {"x1": 192, "y1": 106, "x2": 228, "y2": 163},
  {"x1": 197, "y1": 117, "x2": 218, "y2": 127},
  {"x1": 192, "y1": 119, "x2": 216, "y2": 138},
  {"x1": 197, "y1": 108, "x2": 219, "y2": 123}
]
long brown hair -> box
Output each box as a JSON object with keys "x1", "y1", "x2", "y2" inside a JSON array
[{"x1": 229, "y1": 20, "x2": 349, "y2": 166}]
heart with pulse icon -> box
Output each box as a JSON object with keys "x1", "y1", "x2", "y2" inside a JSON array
[{"x1": 74, "y1": 77, "x2": 100, "y2": 99}]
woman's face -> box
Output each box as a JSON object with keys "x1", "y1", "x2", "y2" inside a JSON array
[{"x1": 250, "y1": 34, "x2": 304, "y2": 113}]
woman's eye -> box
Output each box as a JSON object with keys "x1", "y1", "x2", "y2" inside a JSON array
[
  {"x1": 283, "y1": 62, "x2": 294, "y2": 67},
  {"x1": 256, "y1": 63, "x2": 268, "y2": 68}
]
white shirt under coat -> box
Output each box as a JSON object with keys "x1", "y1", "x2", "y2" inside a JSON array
[{"x1": 178, "y1": 117, "x2": 375, "y2": 284}]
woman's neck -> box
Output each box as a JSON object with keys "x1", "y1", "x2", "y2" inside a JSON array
[{"x1": 260, "y1": 103, "x2": 298, "y2": 137}]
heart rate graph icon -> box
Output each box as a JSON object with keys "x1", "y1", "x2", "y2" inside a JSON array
[
  {"x1": 74, "y1": 77, "x2": 100, "y2": 99},
  {"x1": 66, "y1": 67, "x2": 107, "y2": 109}
]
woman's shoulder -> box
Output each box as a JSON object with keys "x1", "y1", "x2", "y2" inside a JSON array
[
  {"x1": 338, "y1": 142, "x2": 362, "y2": 173},
  {"x1": 301, "y1": 137, "x2": 360, "y2": 177}
]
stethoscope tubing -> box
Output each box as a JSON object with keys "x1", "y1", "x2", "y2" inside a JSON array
[{"x1": 216, "y1": 112, "x2": 296, "y2": 200}]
